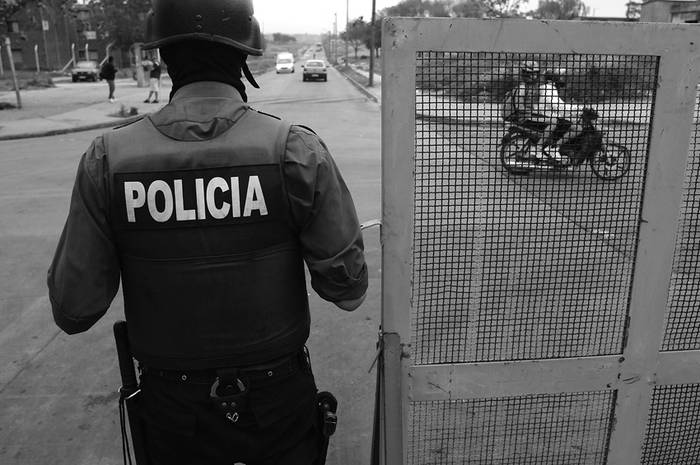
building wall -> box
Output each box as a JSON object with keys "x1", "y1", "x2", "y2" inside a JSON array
[
  {"x1": 641, "y1": 0, "x2": 700, "y2": 22},
  {"x1": 642, "y1": 1, "x2": 675, "y2": 21},
  {"x1": 4, "y1": 0, "x2": 112, "y2": 71}
]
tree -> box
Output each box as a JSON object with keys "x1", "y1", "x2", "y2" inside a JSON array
[
  {"x1": 272, "y1": 33, "x2": 296, "y2": 44},
  {"x1": 0, "y1": 0, "x2": 29, "y2": 34},
  {"x1": 341, "y1": 16, "x2": 368, "y2": 60},
  {"x1": 363, "y1": 14, "x2": 382, "y2": 57},
  {"x1": 91, "y1": 0, "x2": 151, "y2": 48},
  {"x1": 530, "y1": 0, "x2": 589, "y2": 20},
  {"x1": 383, "y1": 0, "x2": 450, "y2": 18},
  {"x1": 625, "y1": 1, "x2": 641, "y2": 20},
  {"x1": 482, "y1": 0, "x2": 525, "y2": 17},
  {"x1": 452, "y1": 0, "x2": 487, "y2": 18}
]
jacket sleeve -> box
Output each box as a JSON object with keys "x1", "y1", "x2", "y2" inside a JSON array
[
  {"x1": 283, "y1": 126, "x2": 368, "y2": 303},
  {"x1": 47, "y1": 137, "x2": 121, "y2": 334}
]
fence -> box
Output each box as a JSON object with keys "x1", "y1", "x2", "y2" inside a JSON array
[{"x1": 378, "y1": 18, "x2": 700, "y2": 465}]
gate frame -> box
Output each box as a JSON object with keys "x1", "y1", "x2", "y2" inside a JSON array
[{"x1": 380, "y1": 17, "x2": 700, "y2": 465}]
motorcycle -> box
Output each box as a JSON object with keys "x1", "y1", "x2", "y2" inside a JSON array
[{"x1": 499, "y1": 108, "x2": 632, "y2": 181}]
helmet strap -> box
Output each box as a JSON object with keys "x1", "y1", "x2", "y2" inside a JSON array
[{"x1": 242, "y1": 60, "x2": 260, "y2": 89}]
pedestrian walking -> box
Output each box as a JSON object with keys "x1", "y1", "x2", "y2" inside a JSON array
[
  {"x1": 144, "y1": 59, "x2": 162, "y2": 103},
  {"x1": 100, "y1": 56, "x2": 117, "y2": 102},
  {"x1": 47, "y1": 0, "x2": 368, "y2": 464}
]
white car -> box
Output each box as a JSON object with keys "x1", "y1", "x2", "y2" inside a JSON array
[{"x1": 276, "y1": 53, "x2": 295, "y2": 74}]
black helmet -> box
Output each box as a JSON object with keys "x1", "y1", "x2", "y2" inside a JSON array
[{"x1": 143, "y1": 0, "x2": 263, "y2": 56}]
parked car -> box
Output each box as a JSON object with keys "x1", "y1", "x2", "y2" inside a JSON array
[
  {"x1": 71, "y1": 61, "x2": 100, "y2": 82},
  {"x1": 302, "y1": 60, "x2": 327, "y2": 82}
]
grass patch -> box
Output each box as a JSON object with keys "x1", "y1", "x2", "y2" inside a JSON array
[{"x1": 0, "y1": 71, "x2": 55, "y2": 92}]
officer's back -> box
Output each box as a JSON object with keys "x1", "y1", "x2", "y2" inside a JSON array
[{"x1": 47, "y1": 1, "x2": 368, "y2": 464}]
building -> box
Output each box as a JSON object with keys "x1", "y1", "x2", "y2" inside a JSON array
[
  {"x1": 4, "y1": 0, "x2": 113, "y2": 71},
  {"x1": 641, "y1": 0, "x2": 700, "y2": 23}
]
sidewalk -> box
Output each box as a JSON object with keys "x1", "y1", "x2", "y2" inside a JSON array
[
  {"x1": 0, "y1": 66, "x2": 661, "y2": 142},
  {"x1": 342, "y1": 65, "x2": 382, "y2": 104},
  {"x1": 0, "y1": 77, "x2": 171, "y2": 141}
]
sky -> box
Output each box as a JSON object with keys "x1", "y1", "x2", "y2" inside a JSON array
[{"x1": 254, "y1": 0, "x2": 629, "y2": 35}]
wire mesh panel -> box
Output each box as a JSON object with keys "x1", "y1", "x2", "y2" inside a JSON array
[
  {"x1": 408, "y1": 391, "x2": 615, "y2": 465},
  {"x1": 412, "y1": 52, "x2": 658, "y2": 365},
  {"x1": 662, "y1": 93, "x2": 700, "y2": 352},
  {"x1": 380, "y1": 18, "x2": 700, "y2": 465},
  {"x1": 641, "y1": 384, "x2": 700, "y2": 464}
]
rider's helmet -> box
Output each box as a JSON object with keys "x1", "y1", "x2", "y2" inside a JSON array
[
  {"x1": 520, "y1": 60, "x2": 540, "y2": 84},
  {"x1": 142, "y1": 0, "x2": 263, "y2": 56}
]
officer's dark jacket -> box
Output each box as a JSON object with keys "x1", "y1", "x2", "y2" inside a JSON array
[{"x1": 48, "y1": 82, "x2": 368, "y2": 369}]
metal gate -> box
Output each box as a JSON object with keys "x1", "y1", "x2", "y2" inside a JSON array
[{"x1": 378, "y1": 18, "x2": 700, "y2": 464}]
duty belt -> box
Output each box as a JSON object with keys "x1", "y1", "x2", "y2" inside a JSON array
[{"x1": 140, "y1": 349, "x2": 309, "y2": 424}]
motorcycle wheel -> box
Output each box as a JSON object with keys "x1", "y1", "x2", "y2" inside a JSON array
[
  {"x1": 589, "y1": 143, "x2": 631, "y2": 181},
  {"x1": 500, "y1": 133, "x2": 532, "y2": 175}
]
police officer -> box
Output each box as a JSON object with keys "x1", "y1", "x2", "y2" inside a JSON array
[{"x1": 47, "y1": 0, "x2": 368, "y2": 463}]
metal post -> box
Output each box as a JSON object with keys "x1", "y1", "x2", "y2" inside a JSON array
[
  {"x1": 369, "y1": 0, "x2": 377, "y2": 87},
  {"x1": 4, "y1": 37, "x2": 22, "y2": 109},
  {"x1": 345, "y1": 0, "x2": 349, "y2": 69},
  {"x1": 134, "y1": 43, "x2": 147, "y2": 87},
  {"x1": 34, "y1": 44, "x2": 40, "y2": 73},
  {"x1": 71, "y1": 43, "x2": 76, "y2": 67},
  {"x1": 0, "y1": 49, "x2": 4, "y2": 77}
]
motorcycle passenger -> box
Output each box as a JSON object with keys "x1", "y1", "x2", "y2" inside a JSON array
[{"x1": 47, "y1": 0, "x2": 368, "y2": 463}]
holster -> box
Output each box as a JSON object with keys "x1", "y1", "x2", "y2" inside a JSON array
[
  {"x1": 315, "y1": 391, "x2": 338, "y2": 465},
  {"x1": 114, "y1": 321, "x2": 150, "y2": 465}
]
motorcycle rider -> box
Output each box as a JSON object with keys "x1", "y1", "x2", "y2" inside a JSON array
[{"x1": 508, "y1": 61, "x2": 584, "y2": 165}]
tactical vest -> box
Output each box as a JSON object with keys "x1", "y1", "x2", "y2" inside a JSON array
[{"x1": 104, "y1": 110, "x2": 309, "y2": 370}]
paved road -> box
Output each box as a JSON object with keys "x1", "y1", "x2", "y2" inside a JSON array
[
  {"x1": 0, "y1": 66, "x2": 381, "y2": 465},
  {"x1": 411, "y1": 120, "x2": 647, "y2": 363}
]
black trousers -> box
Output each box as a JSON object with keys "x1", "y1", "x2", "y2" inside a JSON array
[{"x1": 138, "y1": 357, "x2": 321, "y2": 465}]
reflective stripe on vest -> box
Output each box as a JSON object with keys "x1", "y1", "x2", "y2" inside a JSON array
[{"x1": 104, "y1": 109, "x2": 309, "y2": 370}]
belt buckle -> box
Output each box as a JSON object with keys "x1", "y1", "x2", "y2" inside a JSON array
[{"x1": 210, "y1": 373, "x2": 247, "y2": 423}]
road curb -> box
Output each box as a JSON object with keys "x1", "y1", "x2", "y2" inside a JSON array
[
  {"x1": 0, "y1": 115, "x2": 143, "y2": 141},
  {"x1": 337, "y1": 67, "x2": 379, "y2": 104}
]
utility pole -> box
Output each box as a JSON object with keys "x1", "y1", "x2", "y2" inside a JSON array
[
  {"x1": 38, "y1": 3, "x2": 50, "y2": 69},
  {"x1": 51, "y1": 6, "x2": 61, "y2": 67},
  {"x1": 345, "y1": 0, "x2": 349, "y2": 69},
  {"x1": 333, "y1": 13, "x2": 338, "y2": 65},
  {"x1": 369, "y1": 0, "x2": 376, "y2": 87}
]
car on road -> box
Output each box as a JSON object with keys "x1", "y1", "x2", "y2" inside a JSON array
[
  {"x1": 276, "y1": 52, "x2": 295, "y2": 74},
  {"x1": 302, "y1": 60, "x2": 327, "y2": 82},
  {"x1": 71, "y1": 60, "x2": 100, "y2": 82}
]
